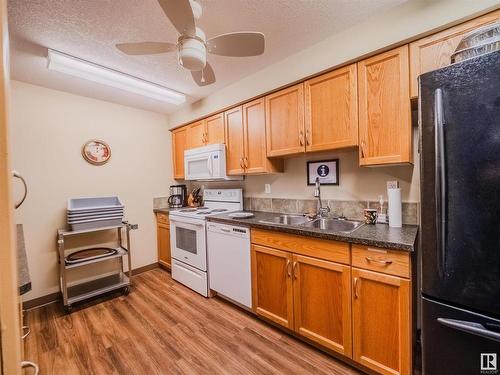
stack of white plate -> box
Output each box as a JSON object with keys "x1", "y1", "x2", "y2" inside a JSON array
[{"x1": 67, "y1": 196, "x2": 124, "y2": 231}]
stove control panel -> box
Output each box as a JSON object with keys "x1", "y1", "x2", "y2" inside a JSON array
[{"x1": 203, "y1": 189, "x2": 243, "y2": 203}]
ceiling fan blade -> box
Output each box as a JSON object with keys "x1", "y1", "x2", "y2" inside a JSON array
[
  {"x1": 157, "y1": 0, "x2": 196, "y2": 37},
  {"x1": 116, "y1": 42, "x2": 176, "y2": 55},
  {"x1": 207, "y1": 32, "x2": 265, "y2": 57},
  {"x1": 191, "y1": 63, "x2": 216, "y2": 86}
]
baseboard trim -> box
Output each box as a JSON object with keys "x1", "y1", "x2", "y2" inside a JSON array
[
  {"x1": 23, "y1": 262, "x2": 160, "y2": 310},
  {"x1": 133, "y1": 262, "x2": 159, "y2": 274}
]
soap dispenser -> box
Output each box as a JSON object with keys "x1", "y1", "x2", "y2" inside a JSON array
[{"x1": 377, "y1": 195, "x2": 387, "y2": 224}]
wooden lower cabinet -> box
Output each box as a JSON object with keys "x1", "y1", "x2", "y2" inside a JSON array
[
  {"x1": 352, "y1": 268, "x2": 411, "y2": 375},
  {"x1": 156, "y1": 215, "x2": 171, "y2": 270},
  {"x1": 292, "y1": 254, "x2": 352, "y2": 357},
  {"x1": 250, "y1": 230, "x2": 412, "y2": 375},
  {"x1": 251, "y1": 244, "x2": 352, "y2": 357},
  {"x1": 251, "y1": 244, "x2": 294, "y2": 329}
]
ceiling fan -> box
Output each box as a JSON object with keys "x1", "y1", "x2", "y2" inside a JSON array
[{"x1": 116, "y1": 0, "x2": 265, "y2": 87}]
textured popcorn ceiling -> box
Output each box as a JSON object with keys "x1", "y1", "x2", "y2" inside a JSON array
[{"x1": 8, "y1": 0, "x2": 405, "y2": 114}]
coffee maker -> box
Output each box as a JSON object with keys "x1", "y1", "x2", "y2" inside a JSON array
[{"x1": 168, "y1": 185, "x2": 186, "y2": 208}]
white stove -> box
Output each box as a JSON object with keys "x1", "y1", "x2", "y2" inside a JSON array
[{"x1": 169, "y1": 189, "x2": 243, "y2": 297}]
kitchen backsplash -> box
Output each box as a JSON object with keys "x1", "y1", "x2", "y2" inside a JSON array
[
  {"x1": 245, "y1": 197, "x2": 419, "y2": 225},
  {"x1": 154, "y1": 195, "x2": 419, "y2": 224}
]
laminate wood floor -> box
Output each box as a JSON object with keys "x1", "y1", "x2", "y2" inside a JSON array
[{"x1": 24, "y1": 268, "x2": 363, "y2": 374}]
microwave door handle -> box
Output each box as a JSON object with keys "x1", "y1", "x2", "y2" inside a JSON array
[
  {"x1": 434, "y1": 88, "x2": 447, "y2": 277},
  {"x1": 207, "y1": 156, "x2": 213, "y2": 176}
]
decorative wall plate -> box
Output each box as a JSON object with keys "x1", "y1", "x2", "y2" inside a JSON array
[{"x1": 82, "y1": 140, "x2": 111, "y2": 165}]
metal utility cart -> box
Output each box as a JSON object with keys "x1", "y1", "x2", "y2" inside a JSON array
[{"x1": 57, "y1": 221, "x2": 137, "y2": 312}]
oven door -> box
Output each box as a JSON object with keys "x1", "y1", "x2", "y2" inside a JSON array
[{"x1": 169, "y1": 216, "x2": 207, "y2": 271}]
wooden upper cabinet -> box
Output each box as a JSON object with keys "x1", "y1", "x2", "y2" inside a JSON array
[
  {"x1": 293, "y1": 254, "x2": 352, "y2": 357},
  {"x1": 352, "y1": 268, "x2": 411, "y2": 375},
  {"x1": 243, "y1": 98, "x2": 284, "y2": 175},
  {"x1": 305, "y1": 64, "x2": 358, "y2": 152},
  {"x1": 251, "y1": 244, "x2": 294, "y2": 329},
  {"x1": 186, "y1": 120, "x2": 206, "y2": 149},
  {"x1": 172, "y1": 126, "x2": 187, "y2": 180},
  {"x1": 205, "y1": 113, "x2": 225, "y2": 145},
  {"x1": 265, "y1": 83, "x2": 305, "y2": 157},
  {"x1": 358, "y1": 45, "x2": 412, "y2": 166},
  {"x1": 224, "y1": 106, "x2": 245, "y2": 175},
  {"x1": 409, "y1": 10, "x2": 500, "y2": 97}
]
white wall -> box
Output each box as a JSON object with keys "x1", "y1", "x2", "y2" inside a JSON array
[
  {"x1": 168, "y1": 0, "x2": 499, "y2": 127},
  {"x1": 11, "y1": 81, "x2": 172, "y2": 300},
  {"x1": 169, "y1": 0, "x2": 497, "y2": 204}
]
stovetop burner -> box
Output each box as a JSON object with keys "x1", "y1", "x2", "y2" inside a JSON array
[
  {"x1": 180, "y1": 208, "x2": 197, "y2": 212},
  {"x1": 211, "y1": 209, "x2": 228, "y2": 213}
]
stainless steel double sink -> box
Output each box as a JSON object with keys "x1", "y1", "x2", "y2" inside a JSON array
[{"x1": 258, "y1": 214, "x2": 364, "y2": 234}]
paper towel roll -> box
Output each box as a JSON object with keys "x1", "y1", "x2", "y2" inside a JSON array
[{"x1": 388, "y1": 188, "x2": 402, "y2": 228}]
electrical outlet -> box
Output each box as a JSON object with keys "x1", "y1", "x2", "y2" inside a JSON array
[
  {"x1": 265, "y1": 184, "x2": 271, "y2": 194},
  {"x1": 387, "y1": 180, "x2": 399, "y2": 189}
]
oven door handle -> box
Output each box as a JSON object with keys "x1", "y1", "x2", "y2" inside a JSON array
[{"x1": 170, "y1": 217, "x2": 205, "y2": 227}]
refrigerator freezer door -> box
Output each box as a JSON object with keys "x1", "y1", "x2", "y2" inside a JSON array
[
  {"x1": 419, "y1": 50, "x2": 500, "y2": 318},
  {"x1": 422, "y1": 297, "x2": 500, "y2": 375}
]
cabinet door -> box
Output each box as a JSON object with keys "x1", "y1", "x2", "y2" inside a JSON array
[
  {"x1": 409, "y1": 10, "x2": 499, "y2": 97},
  {"x1": 187, "y1": 120, "x2": 206, "y2": 149},
  {"x1": 224, "y1": 106, "x2": 245, "y2": 175},
  {"x1": 304, "y1": 64, "x2": 358, "y2": 152},
  {"x1": 242, "y1": 98, "x2": 283, "y2": 174},
  {"x1": 292, "y1": 254, "x2": 352, "y2": 357},
  {"x1": 265, "y1": 83, "x2": 305, "y2": 157},
  {"x1": 172, "y1": 127, "x2": 187, "y2": 179},
  {"x1": 358, "y1": 46, "x2": 411, "y2": 166},
  {"x1": 251, "y1": 244, "x2": 294, "y2": 329},
  {"x1": 157, "y1": 223, "x2": 171, "y2": 269},
  {"x1": 352, "y1": 268, "x2": 411, "y2": 375},
  {"x1": 205, "y1": 112, "x2": 225, "y2": 145}
]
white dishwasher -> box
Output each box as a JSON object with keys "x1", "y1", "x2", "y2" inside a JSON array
[{"x1": 207, "y1": 222, "x2": 251, "y2": 309}]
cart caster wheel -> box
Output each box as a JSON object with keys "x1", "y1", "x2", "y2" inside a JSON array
[
  {"x1": 65, "y1": 305, "x2": 73, "y2": 313},
  {"x1": 123, "y1": 287, "x2": 130, "y2": 295}
]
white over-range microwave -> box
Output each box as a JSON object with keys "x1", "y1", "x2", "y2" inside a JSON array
[{"x1": 184, "y1": 144, "x2": 243, "y2": 181}]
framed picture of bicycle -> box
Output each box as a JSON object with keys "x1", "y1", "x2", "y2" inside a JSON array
[{"x1": 306, "y1": 159, "x2": 339, "y2": 186}]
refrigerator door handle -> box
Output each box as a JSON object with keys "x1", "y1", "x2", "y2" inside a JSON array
[
  {"x1": 434, "y1": 88, "x2": 447, "y2": 277},
  {"x1": 437, "y1": 318, "x2": 500, "y2": 342}
]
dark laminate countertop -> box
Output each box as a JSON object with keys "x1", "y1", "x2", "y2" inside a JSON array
[{"x1": 207, "y1": 211, "x2": 418, "y2": 252}]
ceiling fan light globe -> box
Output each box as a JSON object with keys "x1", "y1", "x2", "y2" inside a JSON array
[
  {"x1": 179, "y1": 40, "x2": 206, "y2": 71},
  {"x1": 178, "y1": 27, "x2": 207, "y2": 71}
]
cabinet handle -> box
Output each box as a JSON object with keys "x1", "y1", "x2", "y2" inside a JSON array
[
  {"x1": 306, "y1": 129, "x2": 310, "y2": 146},
  {"x1": 293, "y1": 261, "x2": 298, "y2": 279},
  {"x1": 299, "y1": 130, "x2": 304, "y2": 146},
  {"x1": 244, "y1": 157, "x2": 249, "y2": 169},
  {"x1": 286, "y1": 260, "x2": 292, "y2": 277},
  {"x1": 239, "y1": 157, "x2": 245, "y2": 170},
  {"x1": 365, "y1": 257, "x2": 393, "y2": 265},
  {"x1": 354, "y1": 277, "x2": 360, "y2": 299},
  {"x1": 360, "y1": 140, "x2": 366, "y2": 158},
  {"x1": 21, "y1": 361, "x2": 39, "y2": 374}
]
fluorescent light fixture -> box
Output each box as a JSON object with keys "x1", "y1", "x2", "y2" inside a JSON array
[{"x1": 47, "y1": 49, "x2": 186, "y2": 105}]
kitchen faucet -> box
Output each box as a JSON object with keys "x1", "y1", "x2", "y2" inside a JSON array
[{"x1": 314, "y1": 177, "x2": 330, "y2": 218}]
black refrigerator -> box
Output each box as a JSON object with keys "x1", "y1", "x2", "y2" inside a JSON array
[{"x1": 419, "y1": 50, "x2": 500, "y2": 375}]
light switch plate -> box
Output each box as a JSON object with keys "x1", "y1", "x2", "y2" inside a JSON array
[{"x1": 265, "y1": 184, "x2": 271, "y2": 194}]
